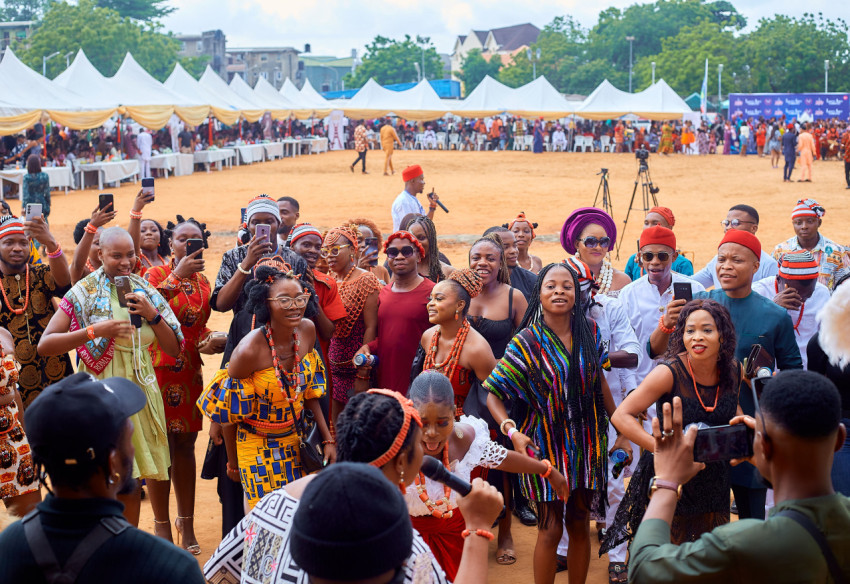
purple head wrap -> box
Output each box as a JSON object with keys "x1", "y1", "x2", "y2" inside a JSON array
[{"x1": 560, "y1": 207, "x2": 617, "y2": 255}]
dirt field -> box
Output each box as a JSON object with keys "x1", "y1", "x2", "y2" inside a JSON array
[{"x1": 40, "y1": 149, "x2": 850, "y2": 582}]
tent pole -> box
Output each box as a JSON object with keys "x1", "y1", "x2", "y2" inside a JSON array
[{"x1": 208, "y1": 116, "x2": 213, "y2": 146}]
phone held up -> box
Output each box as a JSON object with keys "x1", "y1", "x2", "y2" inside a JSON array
[
  {"x1": 673, "y1": 282, "x2": 693, "y2": 303},
  {"x1": 141, "y1": 178, "x2": 155, "y2": 201},
  {"x1": 99, "y1": 193, "x2": 114, "y2": 211},
  {"x1": 693, "y1": 423, "x2": 754, "y2": 463},
  {"x1": 114, "y1": 276, "x2": 142, "y2": 328},
  {"x1": 255, "y1": 224, "x2": 271, "y2": 245},
  {"x1": 363, "y1": 237, "x2": 379, "y2": 267},
  {"x1": 25, "y1": 203, "x2": 42, "y2": 222},
  {"x1": 186, "y1": 238, "x2": 204, "y2": 260}
]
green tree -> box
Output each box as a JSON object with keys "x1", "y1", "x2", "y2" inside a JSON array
[
  {"x1": 455, "y1": 49, "x2": 501, "y2": 96},
  {"x1": 95, "y1": 0, "x2": 174, "y2": 21},
  {"x1": 2, "y1": 0, "x2": 51, "y2": 21},
  {"x1": 178, "y1": 55, "x2": 208, "y2": 79},
  {"x1": 17, "y1": 0, "x2": 182, "y2": 80},
  {"x1": 344, "y1": 34, "x2": 443, "y2": 88}
]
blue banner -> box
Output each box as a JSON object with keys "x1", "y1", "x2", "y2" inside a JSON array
[{"x1": 728, "y1": 93, "x2": 849, "y2": 121}]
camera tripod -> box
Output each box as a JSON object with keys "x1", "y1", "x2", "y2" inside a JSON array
[
  {"x1": 615, "y1": 160, "x2": 660, "y2": 259},
  {"x1": 592, "y1": 168, "x2": 613, "y2": 217}
]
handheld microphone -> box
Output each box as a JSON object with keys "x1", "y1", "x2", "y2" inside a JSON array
[
  {"x1": 420, "y1": 455, "x2": 471, "y2": 496},
  {"x1": 428, "y1": 189, "x2": 449, "y2": 213}
]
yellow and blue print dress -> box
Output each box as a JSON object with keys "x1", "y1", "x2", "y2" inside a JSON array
[{"x1": 198, "y1": 350, "x2": 326, "y2": 507}]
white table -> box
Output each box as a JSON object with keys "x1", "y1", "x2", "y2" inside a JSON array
[
  {"x1": 76, "y1": 160, "x2": 139, "y2": 190},
  {"x1": 262, "y1": 142, "x2": 284, "y2": 160},
  {"x1": 150, "y1": 153, "x2": 177, "y2": 177},
  {"x1": 301, "y1": 137, "x2": 328, "y2": 154},
  {"x1": 234, "y1": 144, "x2": 266, "y2": 165},
  {"x1": 281, "y1": 138, "x2": 301, "y2": 157},
  {"x1": 193, "y1": 149, "x2": 235, "y2": 172},
  {"x1": 0, "y1": 166, "x2": 74, "y2": 196},
  {"x1": 150, "y1": 153, "x2": 195, "y2": 177}
]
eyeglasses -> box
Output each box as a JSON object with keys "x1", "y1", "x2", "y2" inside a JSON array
[
  {"x1": 641, "y1": 251, "x2": 671, "y2": 263},
  {"x1": 721, "y1": 219, "x2": 756, "y2": 228},
  {"x1": 579, "y1": 236, "x2": 611, "y2": 249},
  {"x1": 266, "y1": 293, "x2": 311, "y2": 309},
  {"x1": 386, "y1": 245, "x2": 416, "y2": 259},
  {"x1": 319, "y1": 244, "x2": 350, "y2": 258}
]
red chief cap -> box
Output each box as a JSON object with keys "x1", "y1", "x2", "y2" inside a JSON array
[
  {"x1": 719, "y1": 229, "x2": 761, "y2": 259},
  {"x1": 402, "y1": 165, "x2": 423, "y2": 182},
  {"x1": 639, "y1": 225, "x2": 676, "y2": 251}
]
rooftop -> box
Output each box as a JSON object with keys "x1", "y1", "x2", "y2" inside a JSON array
[{"x1": 227, "y1": 47, "x2": 299, "y2": 54}]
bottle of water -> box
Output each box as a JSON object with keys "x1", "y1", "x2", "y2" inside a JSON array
[{"x1": 611, "y1": 448, "x2": 629, "y2": 479}]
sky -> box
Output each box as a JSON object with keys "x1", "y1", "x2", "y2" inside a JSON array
[{"x1": 163, "y1": 0, "x2": 847, "y2": 57}]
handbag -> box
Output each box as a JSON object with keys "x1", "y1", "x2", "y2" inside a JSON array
[
  {"x1": 282, "y1": 378, "x2": 325, "y2": 474},
  {"x1": 744, "y1": 344, "x2": 773, "y2": 380}
]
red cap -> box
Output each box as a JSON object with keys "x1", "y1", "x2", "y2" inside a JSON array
[
  {"x1": 648, "y1": 206, "x2": 675, "y2": 227},
  {"x1": 402, "y1": 165, "x2": 423, "y2": 182},
  {"x1": 719, "y1": 229, "x2": 761, "y2": 259},
  {"x1": 639, "y1": 225, "x2": 676, "y2": 251}
]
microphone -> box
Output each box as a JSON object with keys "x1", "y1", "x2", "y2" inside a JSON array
[
  {"x1": 420, "y1": 455, "x2": 471, "y2": 496},
  {"x1": 428, "y1": 190, "x2": 449, "y2": 214}
]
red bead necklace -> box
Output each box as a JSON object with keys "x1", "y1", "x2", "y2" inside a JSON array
[
  {"x1": 335, "y1": 262, "x2": 357, "y2": 283},
  {"x1": 415, "y1": 444, "x2": 454, "y2": 519},
  {"x1": 0, "y1": 265, "x2": 30, "y2": 315},
  {"x1": 686, "y1": 355, "x2": 719, "y2": 412},
  {"x1": 424, "y1": 319, "x2": 470, "y2": 382},
  {"x1": 265, "y1": 324, "x2": 301, "y2": 401},
  {"x1": 141, "y1": 253, "x2": 167, "y2": 268}
]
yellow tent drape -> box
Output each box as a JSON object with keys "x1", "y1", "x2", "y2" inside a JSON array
[
  {"x1": 46, "y1": 108, "x2": 118, "y2": 130},
  {"x1": 174, "y1": 105, "x2": 212, "y2": 127},
  {"x1": 209, "y1": 106, "x2": 241, "y2": 126},
  {"x1": 0, "y1": 110, "x2": 45, "y2": 135},
  {"x1": 121, "y1": 105, "x2": 175, "y2": 130}
]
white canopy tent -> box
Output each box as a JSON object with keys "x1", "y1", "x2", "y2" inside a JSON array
[
  {"x1": 198, "y1": 66, "x2": 265, "y2": 123},
  {"x1": 455, "y1": 75, "x2": 515, "y2": 118},
  {"x1": 229, "y1": 74, "x2": 290, "y2": 120},
  {"x1": 164, "y1": 62, "x2": 241, "y2": 125},
  {"x1": 629, "y1": 79, "x2": 693, "y2": 120},
  {"x1": 388, "y1": 79, "x2": 450, "y2": 121},
  {"x1": 509, "y1": 76, "x2": 575, "y2": 120},
  {"x1": 53, "y1": 50, "x2": 123, "y2": 110},
  {"x1": 284, "y1": 78, "x2": 332, "y2": 119},
  {"x1": 577, "y1": 79, "x2": 692, "y2": 120},
  {"x1": 337, "y1": 78, "x2": 402, "y2": 119},
  {"x1": 253, "y1": 76, "x2": 301, "y2": 119}
]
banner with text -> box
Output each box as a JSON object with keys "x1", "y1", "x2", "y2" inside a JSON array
[{"x1": 729, "y1": 93, "x2": 849, "y2": 121}]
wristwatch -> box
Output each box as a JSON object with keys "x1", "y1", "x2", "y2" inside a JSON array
[
  {"x1": 648, "y1": 476, "x2": 682, "y2": 500},
  {"x1": 147, "y1": 313, "x2": 162, "y2": 326}
]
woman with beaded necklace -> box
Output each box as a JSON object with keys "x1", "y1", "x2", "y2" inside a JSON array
[
  {"x1": 406, "y1": 370, "x2": 567, "y2": 581},
  {"x1": 138, "y1": 218, "x2": 170, "y2": 271},
  {"x1": 323, "y1": 224, "x2": 380, "y2": 426},
  {"x1": 198, "y1": 265, "x2": 332, "y2": 509},
  {"x1": 560, "y1": 207, "x2": 630, "y2": 298},
  {"x1": 508, "y1": 212, "x2": 543, "y2": 274}
]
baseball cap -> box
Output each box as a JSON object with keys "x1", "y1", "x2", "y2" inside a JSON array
[{"x1": 25, "y1": 372, "x2": 146, "y2": 468}]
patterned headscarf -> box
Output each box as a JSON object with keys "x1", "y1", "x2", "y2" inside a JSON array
[
  {"x1": 0, "y1": 216, "x2": 24, "y2": 240},
  {"x1": 324, "y1": 224, "x2": 359, "y2": 247},
  {"x1": 791, "y1": 198, "x2": 825, "y2": 220},
  {"x1": 507, "y1": 212, "x2": 537, "y2": 239},
  {"x1": 448, "y1": 268, "x2": 484, "y2": 298},
  {"x1": 245, "y1": 194, "x2": 281, "y2": 224}
]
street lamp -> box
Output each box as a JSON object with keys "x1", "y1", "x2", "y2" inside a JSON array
[
  {"x1": 526, "y1": 47, "x2": 541, "y2": 79},
  {"x1": 626, "y1": 36, "x2": 635, "y2": 92},
  {"x1": 413, "y1": 62, "x2": 421, "y2": 83},
  {"x1": 42, "y1": 51, "x2": 59, "y2": 76},
  {"x1": 64, "y1": 51, "x2": 74, "y2": 68},
  {"x1": 651, "y1": 61, "x2": 656, "y2": 84},
  {"x1": 824, "y1": 60, "x2": 830, "y2": 92},
  {"x1": 718, "y1": 63, "x2": 724, "y2": 112},
  {"x1": 416, "y1": 35, "x2": 430, "y2": 81}
]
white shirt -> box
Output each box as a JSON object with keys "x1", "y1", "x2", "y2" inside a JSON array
[
  {"x1": 693, "y1": 249, "x2": 778, "y2": 289},
  {"x1": 137, "y1": 131, "x2": 152, "y2": 159},
  {"x1": 590, "y1": 295, "x2": 640, "y2": 403},
  {"x1": 617, "y1": 273, "x2": 706, "y2": 384},
  {"x1": 751, "y1": 276, "x2": 830, "y2": 369},
  {"x1": 391, "y1": 189, "x2": 425, "y2": 231}
]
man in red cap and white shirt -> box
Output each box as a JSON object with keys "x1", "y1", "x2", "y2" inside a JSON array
[
  {"x1": 391, "y1": 165, "x2": 439, "y2": 231},
  {"x1": 752, "y1": 250, "x2": 830, "y2": 369},
  {"x1": 772, "y1": 198, "x2": 850, "y2": 289}
]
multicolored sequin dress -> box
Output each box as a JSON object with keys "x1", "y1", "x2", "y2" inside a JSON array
[
  {"x1": 146, "y1": 265, "x2": 212, "y2": 434},
  {"x1": 198, "y1": 351, "x2": 326, "y2": 508},
  {"x1": 0, "y1": 351, "x2": 37, "y2": 500}
]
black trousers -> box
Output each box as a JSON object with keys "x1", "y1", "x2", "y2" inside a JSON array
[
  {"x1": 845, "y1": 160, "x2": 850, "y2": 187},
  {"x1": 351, "y1": 150, "x2": 366, "y2": 171},
  {"x1": 783, "y1": 156, "x2": 795, "y2": 180},
  {"x1": 732, "y1": 484, "x2": 767, "y2": 520}
]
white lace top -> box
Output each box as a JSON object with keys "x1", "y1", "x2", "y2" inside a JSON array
[{"x1": 405, "y1": 415, "x2": 508, "y2": 517}]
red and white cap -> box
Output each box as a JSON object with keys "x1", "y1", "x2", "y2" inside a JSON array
[
  {"x1": 791, "y1": 198, "x2": 825, "y2": 220},
  {"x1": 777, "y1": 251, "x2": 819, "y2": 281}
]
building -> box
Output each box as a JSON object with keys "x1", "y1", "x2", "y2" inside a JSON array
[
  {"x1": 0, "y1": 20, "x2": 35, "y2": 51},
  {"x1": 226, "y1": 47, "x2": 300, "y2": 89},
  {"x1": 176, "y1": 30, "x2": 226, "y2": 78},
  {"x1": 450, "y1": 23, "x2": 540, "y2": 80},
  {"x1": 299, "y1": 55, "x2": 354, "y2": 93}
]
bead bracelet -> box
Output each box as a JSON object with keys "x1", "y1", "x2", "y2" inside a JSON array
[
  {"x1": 499, "y1": 418, "x2": 516, "y2": 436},
  {"x1": 461, "y1": 529, "x2": 494, "y2": 541},
  {"x1": 129, "y1": 210, "x2": 143, "y2": 220},
  {"x1": 657, "y1": 315, "x2": 675, "y2": 334},
  {"x1": 46, "y1": 245, "x2": 63, "y2": 259},
  {"x1": 539, "y1": 459, "x2": 553, "y2": 478}
]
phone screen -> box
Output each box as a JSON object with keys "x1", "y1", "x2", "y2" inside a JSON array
[
  {"x1": 693, "y1": 424, "x2": 753, "y2": 463},
  {"x1": 99, "y1": 193, "x2": 114, "y2": 211},
  {"x1": 256, "y1": 224, "x2": 271, "y2": 244},
  {"x1": 364, "y1": 237, "x2": 379, "y2": 267},
  {"x1": 141, "y1": 178, "x2": 155, "y2": 201},
  {"x1": 186, "y1": 238, "x2": 203, "y2": 259},
  {"x1": 673, "y1": 282, "x2": 693, "y2": 302}
]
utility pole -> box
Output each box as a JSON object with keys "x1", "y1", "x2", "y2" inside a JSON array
[
  {"x1": 651, "y1": 61, "x2": 656, "y2": 84},
  {"x1": 718, "y1": 63, "x2": 724, "y2": 112},
  {"x1": 626, "y1": 36, "x2": 635, "y2": 92},
  {"x1": 824, "y1": 60, "x2": 830, "y2": 92}
]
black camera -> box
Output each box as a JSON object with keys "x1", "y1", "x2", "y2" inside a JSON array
[{"x1": 635, "y1": 145, "x2": 649, "y2": 161}]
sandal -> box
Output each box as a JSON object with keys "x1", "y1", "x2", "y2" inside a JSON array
[
  {"x1": 495, "y1": 548, "x2": 516, "y2": 565},
  {"x1": 175, "y1": 515, "x2": 201, "y2": 556},
  {"x1": 608, "y1": 561, "x2": 628, "y2": 583}
]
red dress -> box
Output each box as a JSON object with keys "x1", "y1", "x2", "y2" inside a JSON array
[{"x1": 146, "y1": 265, "x2": 212, "y2": 433}]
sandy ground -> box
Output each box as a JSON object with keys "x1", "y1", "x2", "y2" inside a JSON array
[{"x1": 37, "y1": 149, "x2": 850, "y2": 582}]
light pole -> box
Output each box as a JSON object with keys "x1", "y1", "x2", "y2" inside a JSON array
[
  {"x1": 718, "y1": 63, "x2": 723, "y2": 112},
  {"x1": 824, "y1": 60, "x2": 829, "y2": 92},
  {"x1": 651, "y1": 61, "x2": 656, "y2": 84},
  {"x1": 42, "y1": 51, "x2": 59, "y2": 76},
  {"x1": 526, "y1": 47, "x2": 541, "y2": 79},
  {"x1": 413, "y1": 62, "x2": 421, "y2": 83},
  {"x1": 626, "y1": 36, "x2": 635, "y2": 92},
  {"x1": 416, "y1": 35, "x2": 430, "y2": 81},
  {"x1": 64, "y1": 51, "x2": 74, "y2": 68}
]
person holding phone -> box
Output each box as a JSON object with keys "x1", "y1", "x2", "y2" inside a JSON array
[
  {"x1": 406, "y1": 371, "x2": 567, "y2": 581},
  {"x1": 37, "y1": 227, "x2": 184, "y2": 530},
  {"x1": 605, "y1": 299, "x2": 743, "y2": 555},
  {"x1": 144, "y1": 216, "x2": 220, "y2": 555},
  {"x1": 70, "y1": 202, "x2": 117, "y2": 283},
  {"x1": 484, "y1": 263, "x2": 628, "y2": 584},
  {"x1": 350, "y1": 217, "x2": 390, "y2": 284},
  {"x1": 127, "y1": 189, "x2": 169, "y2": 274}
]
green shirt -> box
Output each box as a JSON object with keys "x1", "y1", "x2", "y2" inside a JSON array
[{"x1": 629, "y1": 494, "x2": 850, "y2": 583}]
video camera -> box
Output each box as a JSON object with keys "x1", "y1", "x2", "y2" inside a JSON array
[{"x1": 635, "y1": 144, "x2": 650, "y2": 162}]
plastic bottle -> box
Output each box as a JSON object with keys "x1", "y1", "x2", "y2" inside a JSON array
[{"x1": 611, "y1": 448, "x2": 630, "y2": 479}]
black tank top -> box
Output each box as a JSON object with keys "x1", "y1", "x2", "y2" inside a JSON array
[{"x1": 467, "y1": 288, "x2": 514, "y2": 359}]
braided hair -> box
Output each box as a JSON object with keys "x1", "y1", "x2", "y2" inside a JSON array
[
  {"x1": 337, "y1": 392, "x2": 418, "y2": 463},
  {"x1": 518, "y1": 262, "x2": 602, "y2": 392},
  {"x1": 469, "y1": 235, "x2": 510, "y2": 285},
  {"x1": 407, "y1": 215, "x2": 443, "y2": 283},
  {"x1": 244, "y1": 265, "x2": 306, "y2": 325},
  {"x1": 444, "y1": 268, "x2": 483, "y2": 317},
  {"x1": 140, "y1": 218, "x2": 170, "y2": 257},
  {"x1": 348, "y1": 217, "x2": 383, "y2": 249},
  {"x1": 409, "y1": 370, "x2": 454, "y2": 408},
  {"x1": 164, "y1": 215, "x2": 211, "y2": 249}
]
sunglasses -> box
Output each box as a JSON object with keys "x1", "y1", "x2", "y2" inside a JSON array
[
  {"x1": 266, "y1": 293, "x2": 311, "y2": 309},
  {"x1": 579, "y1": 236, "x2": 611, "y2": 249},
  {"x1": 721, "y1": 219, "x2": 756, "y2": 228},
  {"x1": 386, "y1": 245, "x2": 416, "y2": 258},
  {"x1": 319, "y1": 244, "x2": 350, "y2": 258},
  {"x1": 641, "y1": 251, "x2": 671, "y2": 263}
]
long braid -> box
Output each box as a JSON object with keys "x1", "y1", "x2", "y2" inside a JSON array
[
  {"x1": 337, "y1": 392, "x2": 416, "y2": 463},
  {"x1": 411, "y1": 215, "x2": 443, "y2": 283}
]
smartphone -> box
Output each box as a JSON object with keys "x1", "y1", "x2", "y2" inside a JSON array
[
  {"x1": 25, "y1": 203, "x2": 42, "y2": 222},
  {"x1": 673, "y1": 282, "x2": 693, "y2": 303},
  {"x1": 693, "y1": 424, "x2": 754, "y2": 463},
  {"x1": 525, "y1": 442, "x2": 542, "y2": 460},
  {"x1": 240, "y1": 207, "x2": 247, "y2": 225},
  {"x1": 364, "y1": 237, "x2": 379, "y2": 267},
  {"x1": 141, "y1": 178, "x2": 155, "y2": 201},
  {"x1": 186, "y1": 238, "x2": 204, "y2": 259},
  {"x1": 98, "y1": 193, "x2": 114, "y2": 211},
  {"x1": 256, "y1": 224, "x2": 271, "y2": 244},
  {"x1": 114, "y1": 276, "x2": 141, "y2": 328}
]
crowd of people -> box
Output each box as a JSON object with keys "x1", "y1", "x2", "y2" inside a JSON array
[{"x1": 0, "y1": 152, "x2": 848, "y2": 584}]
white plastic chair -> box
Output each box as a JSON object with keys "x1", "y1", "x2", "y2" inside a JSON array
[
  {"x1": 476, "y1": 134, "x2": 487, "y2": 151},
  {"x1": 435, "y1": 132, "x2": 447, "y2": 150},
  {"x1": 448, "y1": 133, "x2": 460, "y2": 150},
  {"x1": 601, "y1": 135, "x2": 614, "y2": 153},
  {"x1": 414, "y1": 134, "x2": 424, "y2": 150}
]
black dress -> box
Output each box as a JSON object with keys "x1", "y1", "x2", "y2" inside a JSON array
[
  {"x1": 601, "y1": 355, "x2": 740, "y2": 552},
  {"x1": 467, "y1": 286, "x2": 515, "y2": 359}
]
